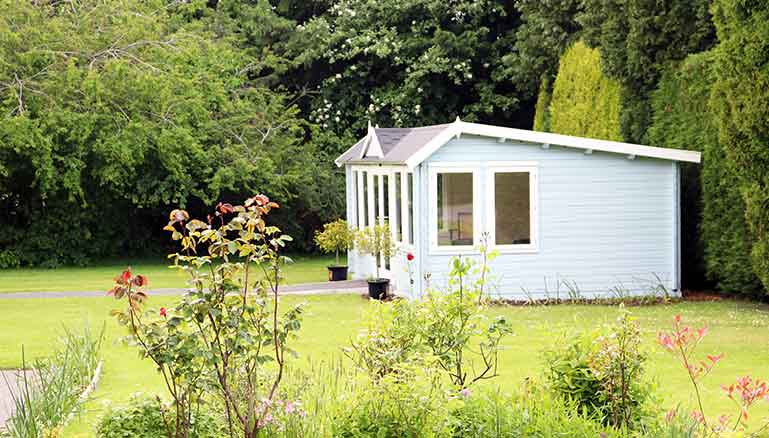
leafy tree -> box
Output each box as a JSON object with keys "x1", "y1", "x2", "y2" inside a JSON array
[
  {"x1": 0, "y1": 0, "x2": 334, "y2": 265},
  {"x1": 508, "y1": 0, "x2": 582, "y2": 97},
  {"x1": 711, "y1": 0, "x2": 769, "y2": 294},
  {"x1": 577, "y1": 0, "x2": 715, "y2": 142},
  {"x1": 648, "y1": 51, "x2": 763, "y2": 295},
  {"x1": 547, "y1": 41, "x2": 622, "y2": 141},
  {"x1": 286, "y1": 0, "x2": 533, "y2": 140}
]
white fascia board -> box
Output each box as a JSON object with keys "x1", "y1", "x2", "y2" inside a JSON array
[
  {"x1": 458, "y1": 122, "x2": 702, "y2": 163},
  {"x1": 404, "y1": 124, "x2": 460, "y2": 169},
  {"x1": 335, "y1": 139, "x2": 365, "y2": 167},
  {"x1": 405, "y1": 121, "x2": 701, "y2": 167}
]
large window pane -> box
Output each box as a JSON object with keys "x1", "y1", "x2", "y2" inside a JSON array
[
  {"x1": 437, "y1": 172, "x2": 474, "y2": 246},
  {"x1": 494, "y1": 172, "x2": 530, "y2": 245}
]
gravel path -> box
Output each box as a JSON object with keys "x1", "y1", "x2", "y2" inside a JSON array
[{"x1": 0, "y1": 280, "x2": 368, "y2": 300}]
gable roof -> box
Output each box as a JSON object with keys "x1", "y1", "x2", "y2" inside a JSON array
[{"x1": 334, "y1": 119, "x2": 701, "y2": 167}]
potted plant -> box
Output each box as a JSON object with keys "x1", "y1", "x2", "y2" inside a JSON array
[
  {"x1": 315, "y1": 219, "x2": 354, "y2": 281},
  {"x1": 355, "y1": 222, "x2": 397, "y2": 299}
]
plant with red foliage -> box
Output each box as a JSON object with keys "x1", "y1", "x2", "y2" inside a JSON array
[
  {"x1": 657, "y1": 314, "x2": 722, "y2": 431},
  {"x1": 658, "y1": 315, "x2": 769, "y2": 435},
  {"x1": 111, "y1": 194, "x2": 303, "y2": 438}
]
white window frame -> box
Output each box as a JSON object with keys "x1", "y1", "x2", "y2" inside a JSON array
[
  {"x1": 486, "y1": 162, "x2": 539, "y2": 253},
  {"x1": 428, "y1": 163, "x2": 482, "y2": 254}
]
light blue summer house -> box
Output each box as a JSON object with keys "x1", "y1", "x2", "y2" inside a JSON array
[{"x1": 335, "y1": 118, "x2": 701, "y2": 299}]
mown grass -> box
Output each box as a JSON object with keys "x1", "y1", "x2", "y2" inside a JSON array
[
  {"x1": 0, "y1": 294, "x2": 768, "y2": 436},
  {"x1": 0, "y1": 254, "x2": 339, "y2": 293}
]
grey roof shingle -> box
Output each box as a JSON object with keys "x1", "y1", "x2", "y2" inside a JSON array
[{"x1": 335, "y1": 124, "x2": 450, "y2": 165}]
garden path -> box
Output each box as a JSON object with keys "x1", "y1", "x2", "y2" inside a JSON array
[
  {"x1": 0, "y1": 280, "x2": 368, "y2": 300},
  {"x1": 0, "y1": 370, "x2": 34, "y2": 431}
]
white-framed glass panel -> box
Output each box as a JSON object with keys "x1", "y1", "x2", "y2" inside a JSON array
[
  {"x1": 361, "y1": 171, "x2": 369, "y2": 228},
  {"x1": 407, "y1": 172, "x2": 414, "y2": 244},
  {"x1": 429, "y1": 166, "x2": 479, "y2": 250},
  {"x1": 487, "y1": 164, "x2": 538, "y2": 251},
  {"x1": 394, "y1": 173, "x2": 402, "y2": 241}
]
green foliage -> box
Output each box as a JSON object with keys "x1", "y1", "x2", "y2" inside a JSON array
[
  {"x1": 544, "y1": 312, "x2": 654, "y2": 429},
  {"x1": 450, "y1": 385, "x2": 625, "y2": 437},
  {"x1": 648, "y1": 51, "x2": 763, "y2": 295},
  {"x1": 711, "y1": 0, "x2": 769, "y2": 294},
  {"x1": 576, "y1": 0, "x2": 715, "y2": 142},
  {"x1": 289, "y1": 0, "x2": 534, "y2": 136},
  {"x1": 509, "y1": 0, "x2": 583, "y2": 97},
  {"x1": 548, "y1": 41, "x2": 623, "y2": 141},
  {"x1": 0, "y1": 0, "x2": 337, "y2": 266},
  {"x1": 333, "y1": 370, "x2": 454, "y2": 438},
  {"x1": 314, "y1": 219, "x2": 354, "y2": 266},
  {"x1": 96, "y1": 396, "x2": 222, "y2": 438},
  {"x1": 345, "y1": 299, "x2": 423, "y2": 379},
  {"x1": 109, "y1": 195, "x2": 304, "y2": 438},
  {"x1": 5, "y1": 325, "x2": 103, "y2": 438},
  {"x1": 0, "y1": 249, "x2": 20, "y2": 269},
  {"x1": 354, "y1": 223, "x2": 396, "y2": 279},
  {"x1": 347, "y1": 256, "x2": 511, "y2": 388},
  {"x1": 532, "y1": 78, "x2": 552, "y2": 132}
]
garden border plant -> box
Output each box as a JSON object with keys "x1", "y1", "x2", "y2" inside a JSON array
[
  {"x1": 3, "y1": 324, "x2": 103, "y2": 438},
  {"x1": 657, "y1": 315, "x2": 769, "y2": 435},
  {"x1": 108, "y1": 194, "x2": 305, "y2": 438}
]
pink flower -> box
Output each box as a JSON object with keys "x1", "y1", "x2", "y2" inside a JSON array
[
  {"x1": 459, "y1": 388, "x2": 471, "y2": 398},
  {"x1": 665, "y1": 408, "x2": 677, "y2": 423},
  {"x1": 690, "y1": 410, "x2": 705, "y2": 424},
  {"x1": 285, "y1": 401, "x2": 296, "y2": 414},
  {"x1": 159, "y1": 307, "x2": 167, "y2": 317},
  {"x1": 657, "y1": 333, "x2": 675, "y2": 351}
]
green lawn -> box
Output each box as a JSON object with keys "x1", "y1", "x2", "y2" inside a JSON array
[
  {"x1": 0, "y1": 255, "x2": 339, "y2": 293},
  {"x1": 1, "y1": 295, "x2": 768, "y2": 436}
]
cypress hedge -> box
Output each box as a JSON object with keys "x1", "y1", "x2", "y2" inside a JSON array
[
  {"x1": 532, "y1": 78, "x2": 551, "y2": 132},
  {"x1": 648, "y1": 51, "x2": 763, "y2": 295},
  {"x1": 547, "y1": 41, "x2": 623, "y2": 141},
  {"x1": 711, "y1": 0, "x2": 769, "y2": 294}
]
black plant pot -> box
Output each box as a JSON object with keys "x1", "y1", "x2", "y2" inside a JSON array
[
  {"x1": 327, "y1": 265, "x2": 348, "y2": 282},
  {"x1": 367, "y1": 278, "x2": 390, "y2": 300}
]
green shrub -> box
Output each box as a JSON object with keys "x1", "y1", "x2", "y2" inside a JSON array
[
  {"x1": 332, "y1": 371, "x2": 453, "y2": 438},
  {"x1": 346, "y1": 256, "x2": 511, "y2": 388},
  {"x1": 543, "y1": 313, "x2": 654, "y2": 429},
  {"x1": 532, "y1": 78, "x2": 552, "y2": 132},
  {"x1": 648, "y1": 51, "x2": 763, "y2": 295},
  {"x1": 314, "y1": 219, "x2": 354, "y2": 266},
  {"x1": 4, "y1": 324, "x2": 103, "y2": 438},
  {"x1": 96, "y1": 396, "x2": 222, "y2": 438},
  {"x1": 548, "y1": 41, "x2": 623, "y2": 141},
  {"x1": 0, "y1": 249, "x2": 20, "y2": 268},
  {"x1": 711, "y1": 0, "x2": 769, "y2": 294},
  {"x1": 449, "y1": 385, "x2": 623, "y2": 438}
]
